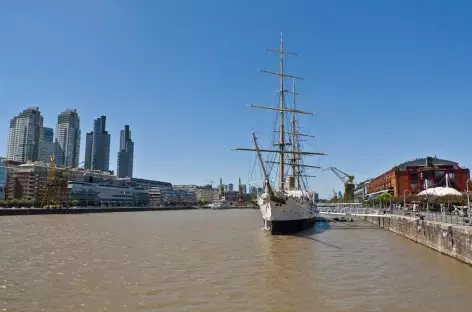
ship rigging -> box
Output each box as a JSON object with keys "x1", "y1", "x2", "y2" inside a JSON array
[
  {"x1": 232, "y1": 33, "x2": 326, "y2": 197},
  {"x1": 231, "y1": 33, "x2": 327, "y2": 235}
]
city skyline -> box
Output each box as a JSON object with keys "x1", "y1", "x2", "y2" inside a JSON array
[
  {"x1": 2, "y1": 106, "x2": 251, "y2": 189},
  {"x1": 4, "y1": 107, "x2": 134, "y2": 175},
  {"x1": 1, "y1": 1, "x2": 471, "y2": 197}
]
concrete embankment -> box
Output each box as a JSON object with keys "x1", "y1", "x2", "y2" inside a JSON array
[
  {"x1": 365, "y1": 214, "x2": 472, "y2": 265},
  {"x1": 0, "y1": 206, "x2": 197, "y2": 216}
]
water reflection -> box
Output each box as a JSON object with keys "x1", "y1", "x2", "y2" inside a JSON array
[{"x1": 258, "y1": 229, "x2": 319, "y2": 311}]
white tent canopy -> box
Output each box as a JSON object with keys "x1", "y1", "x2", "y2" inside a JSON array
[
  {"x1": 417, "y1": 173, "x2": 463, "y2": 197},
  {"x1": 417, "y1": 187, "x2": 462, "y2": 197}
]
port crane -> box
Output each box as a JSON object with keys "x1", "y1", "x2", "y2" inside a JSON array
[
  {"x1": 330, "y1": 189, "x2": 338, "y2": 202},
  {"x1": 41, "y1": 156, "x2": 85, "y2": 208},
  {"x1": 324, "y1": 166, "x2": 355, "y2": 202}
]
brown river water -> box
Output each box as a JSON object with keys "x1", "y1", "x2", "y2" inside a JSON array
[{"x1": 1, "y1": 209, "x2": 472, "y2": 312}]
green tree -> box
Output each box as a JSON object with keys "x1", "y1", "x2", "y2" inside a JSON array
[
  {"x1": 378, "y1": 193, "x2": 393, "y2": 202},
  {"x1": 0, "y1": 200, "x2": 5, "y2": 207},
  {"x1": 71, "y1": 200, "x2": 79, "y2": 207},
  {"x1": 197, "y1": 197, "x2": 207, "y2": 206}
]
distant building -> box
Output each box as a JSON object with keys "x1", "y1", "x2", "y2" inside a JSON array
[
  {"x1": 5, "y1": 162, "x2": 48, "y2": 201},
  {"x1": 84, "y1": 116, "x2": 110, "y2": 171},
  {"x1": 54, "y1": 109, "x2": 81, "y2": 167},
  {"x1": 148, "y1": 187, "x2": 163, "y2": 207},
  {"x1": 224, "y1": 191, "x2": 239, "y2": 201},
  {"x1": 68, "y1": 181, "x2": 149, "y2": 206},
  {"x1": 174, "y1": 184, "x2": 217, "y2": 203},
  {"x1": 115, "y1": 177, "x2": 172, "y2": 190},
  {"x1": 6, "y1": 107, "x2": 43, "y2": 162},
  {"x1": 154, "y1": 187, "x2": 195, "y2": 206},
  {"x1": 228, "y1": 183, "x2": 234, "y2": 192},
  {"x1": 0, "y1": 157, "x2": 7, "y2": 200},
  {"x1": 39, "y1": 127, "x2": 54, "y2": 163},
  {"x1": 117, "y1": 125, "x2": 134, "y2": 178},
  {"x1": 366, "y1": 156, "x2": 470, "y2": 198},
  {"x1": 242, "y1": 184, "x2": 247, "y2": 194},
  {"x1": 353, "y1": 179, "x2": 372, "y2": 202},
  {"x1": 67, "y1": 167, "x2": 116, "y2": 184}
]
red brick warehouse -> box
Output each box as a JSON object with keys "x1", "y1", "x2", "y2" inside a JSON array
[{"x1": 366, "y1": 156, "x2": 470, "y2": 198}]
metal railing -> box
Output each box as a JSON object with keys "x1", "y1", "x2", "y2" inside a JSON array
[{"x1": 388, "y1": 209, "x2": 470, "y2": 226}]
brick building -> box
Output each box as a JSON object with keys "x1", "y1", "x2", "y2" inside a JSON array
[
  {"x1": 366, "y1": 157, "x2": 470, "y2": 198},
  {"x1": 6, "y1": 162, "x2": 48, "y2": 201}
]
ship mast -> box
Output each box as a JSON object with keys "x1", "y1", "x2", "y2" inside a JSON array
[
  {"x1": 277, "y1": 34, "x2": 286, "y2": 191},
  {"x1": 291, "y1": 80, "x2": 297, "y2": 190},
  {"x1": 231, "y1": 33, "x2": 327, "y2": 194}
]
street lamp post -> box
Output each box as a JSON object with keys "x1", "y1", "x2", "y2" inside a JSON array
[
  {"x1": 467, "y1": 178, "x2": 470, "y2": 210},
  {"x1": 403, "y1": 189, "x2": 411, "y2": 211},
  {"x1": 466, "y1": 178, "x2": 471, "y2": 225}
]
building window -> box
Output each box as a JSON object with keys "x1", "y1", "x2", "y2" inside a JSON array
[{"x1": 410, "y1": 172, "x2": 418, "y2": 190}]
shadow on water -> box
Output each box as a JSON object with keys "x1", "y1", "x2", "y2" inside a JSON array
[{"x1": 293, "y1": 221, "x2": 342, "y2": 250}]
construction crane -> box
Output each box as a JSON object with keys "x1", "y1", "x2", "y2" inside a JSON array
[
  {"x1": 237, "y1": 177, "x2": 244, "y2": 206},
  {"x1": 330, "y1": 189, "x2": 338, "y2": 202},
  {"x1": 41, "y1": 156, "x2": 85, "y2": 208},
  {"x1": 323, "y1": 166, "x2": 355, "y2": 202},
  {"x1": 41, "y1": 155, "x2": 67, "y2": 208},
  {"x1": 208, "y1": 180, "x2": 214, "y2": 188}
]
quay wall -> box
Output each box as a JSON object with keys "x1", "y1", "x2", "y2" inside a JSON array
[{"x1": 365, "y1": 215, "x2": 472, "y2": 265}]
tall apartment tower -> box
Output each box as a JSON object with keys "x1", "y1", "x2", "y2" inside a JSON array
[
  {"x1": 84, "y1": 115, "x2": 110, "y2": 171},
  {"x1": 6, "y1": 107, "x2": 44, "y2": 162},
  {"x1": 39, "y1": 127, "x2": 54, "y2": 163},
  {"x1": 117, "y1": 125, "x2": 134, "y2": 178},
  {"x1": 54, "y1": 109, "x2": 81, "y2": 167}
]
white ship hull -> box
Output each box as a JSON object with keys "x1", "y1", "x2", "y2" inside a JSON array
[{"x1": 257, "y1": 191, "x2": 317, "y2": 235}]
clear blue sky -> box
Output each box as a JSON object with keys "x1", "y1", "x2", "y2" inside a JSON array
[{"x1": 1, "y1": 0, "x2": 471, "y2": 198}]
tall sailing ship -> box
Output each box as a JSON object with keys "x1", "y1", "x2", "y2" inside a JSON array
[{"x1": 232, "y1": 34, "x2": 327, "y2": 235}]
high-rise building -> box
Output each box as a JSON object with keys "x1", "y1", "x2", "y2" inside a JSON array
[
  {"x1": 54, "y1": 109, "x2": 81, "y2": 167},
  {"x1": 228, "y1": 183, "x2": 234, "y2": 192},
  {"x1": 242, "y1": 184, "x2": 247, "y2": 194},
  {"x1": 6, "y1": 107, "x2": 44, "y2": 162},
  {"x1": 84, "y1": 116, "x2": 110, "y2": 171},
  {"x1": 0, "y1": 157, "x2": 7, "y2": 200},
  {"x1": 117, "y1": 125, "x2": 134, "y2": 178},
  {"x1": 39, "y1": 127, "x2": 54, "y2": 163},
  {"x1": 84, "y1": 132, "x2": 93, "y2": 169}
]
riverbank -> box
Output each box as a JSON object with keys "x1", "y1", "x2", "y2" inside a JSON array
[
  {"x1": 0, "y1": 206, "x2": 198, "y2": 216},
  {"x1": 365, "y1": 214, "x2": 472, "y2": 265},
  {"x1": 0, "y1": 206, "x2": 260, "y2": 216}
]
